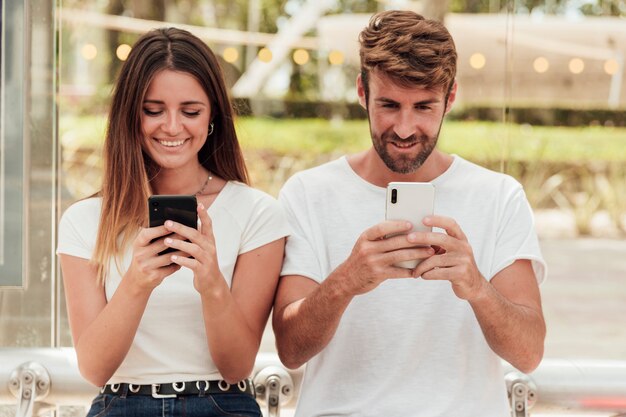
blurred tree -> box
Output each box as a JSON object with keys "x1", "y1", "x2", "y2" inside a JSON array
[
  {"x1": 334, "y1": 0, "x2": 378, "y2": 13},
  {"x1": 281, "y1": 0, "x2": 378, "y2": 99},
  {"x1": 67, "y1": 0, "x2": 626, "y2": 109},
  {"x1": 105, "y1": 0, "x2": 124, "y2": 82},
  {"x1": 105, "y1": 0, "x2": 165, "y2": 81},
  {"x1": 450, "y1": 0, "x2": 624, "y2": 15},
  {"x1": 422, "y1": 0, "x2": 451, "y2": 20}
]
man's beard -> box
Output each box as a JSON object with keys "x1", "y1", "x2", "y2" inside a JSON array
[{"x1": 372, "y1": 129, "x2": 439, "y2": 174}]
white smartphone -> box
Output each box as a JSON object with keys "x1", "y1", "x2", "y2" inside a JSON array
[{"x1": 385, "y1": 182, "x2": 435, "y2": 269}]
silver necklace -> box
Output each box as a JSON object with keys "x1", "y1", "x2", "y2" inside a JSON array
[{"x1": 195, "y1": 171, "x2": 213, "y2": 196}]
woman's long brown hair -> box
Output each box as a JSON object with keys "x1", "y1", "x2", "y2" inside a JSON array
[{"x1": 92, "y1": 27, "x2": 249, "y2": 283}]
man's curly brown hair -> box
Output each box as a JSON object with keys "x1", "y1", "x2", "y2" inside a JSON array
[{"x1": 359, "y1": 10, "x2": 457, "y2": 104}]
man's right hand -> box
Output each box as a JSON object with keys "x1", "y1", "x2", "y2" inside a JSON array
[
  {"x1": 273, "y1": 220, "x2": 435, "y2": 369},
  {"x1": 332, "y1": 220, "x2": 435, "y2": 297}
]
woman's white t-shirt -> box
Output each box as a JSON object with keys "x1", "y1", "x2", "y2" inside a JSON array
[{"x1": 57, "y1": 181, "x2": 289, "y2": 385}]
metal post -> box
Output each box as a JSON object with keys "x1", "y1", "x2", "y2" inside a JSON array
[
  {"x1": 505, "y1": 371, "x2": 537, "y2": 417},
  {"x1": 8, "y1": 362, "x2": 51, "y2": 417},
  {"x1": 608, "y1": 52, "x2": 623, "y2": 109},
  {"x1": 253, "y1": 366, "x2": 294, "y2": 417}
]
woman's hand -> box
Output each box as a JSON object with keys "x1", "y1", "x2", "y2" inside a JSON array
[
  {"x1": 163, "y1": 203, "x2": 224, "y2": 295},
  {"x1": 125, "y1": 225, "x2": 184, "y2": 292}
]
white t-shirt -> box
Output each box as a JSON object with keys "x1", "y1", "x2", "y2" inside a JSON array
[
  {"x1": 279, "y1": 155, "x2": 546, "y2": 417},
  {"x1": 57, "y1": 181, "x2": 290, "y2": 385}
]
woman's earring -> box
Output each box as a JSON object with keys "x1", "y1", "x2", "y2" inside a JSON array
[{"x1": 208, "y1": 123, "x2": 214, "y2": 136}]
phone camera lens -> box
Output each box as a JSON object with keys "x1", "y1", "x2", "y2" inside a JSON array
[
  {"x1": 391, "y1": 189, "x2": 397, "y2": 204},
  {"x1": 152, "y1": 201, "x2": 159, "y2": 207}
]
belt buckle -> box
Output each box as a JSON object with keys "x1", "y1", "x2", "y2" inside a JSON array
[{"x1": 151, "y1": 383, "x2": 177, "y2": 399}]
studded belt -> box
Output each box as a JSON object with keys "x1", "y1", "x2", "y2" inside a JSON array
[{"x1": 100, "y1": 379, "x2": 255, "y2": 398}]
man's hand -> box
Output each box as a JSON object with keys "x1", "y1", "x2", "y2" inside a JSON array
[
  {"x1": 273, "y1": 219, "x2": 435, "y2": 369},
  {"x1": 408, "y1": 215, "x2": 545, "y2": 372},
  {"x1": 333, "y1": 220, "x2": 436, "y2": 297},
  {"x1": 408, "y1": 215, "x2": 487, "y2": 301}
]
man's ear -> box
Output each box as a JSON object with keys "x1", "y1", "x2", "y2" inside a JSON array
[
  {"x1": 356, "y1": 74, "x2": 367, "y2": 109},
  {"x1": 444, "y1": 81, "x2": 458, "y2": 115}
]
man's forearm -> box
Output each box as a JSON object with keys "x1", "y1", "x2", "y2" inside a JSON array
[
  {"x1": 274, "y1": 273, "x2": 353, "y2": 369},
  {"x1": 470, "y1": 282, "x2": 546, "y2": 373}
]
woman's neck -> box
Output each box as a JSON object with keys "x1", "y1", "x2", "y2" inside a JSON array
[{"x1": 152, "y1": 164, "x2": 209, "y2": 195}]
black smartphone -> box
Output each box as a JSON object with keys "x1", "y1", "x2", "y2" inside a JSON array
[{"x1": 148, "y1": 195, "x2": 198, "y2": 255}]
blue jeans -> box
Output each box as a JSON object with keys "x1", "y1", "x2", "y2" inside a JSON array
[{"x1": 85, "y1": 392, "x2": 262, "y2": 417}]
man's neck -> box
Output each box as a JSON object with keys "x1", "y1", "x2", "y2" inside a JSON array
[{"x1": 347, "y1": 148, "x2": 453, "y2": 187}]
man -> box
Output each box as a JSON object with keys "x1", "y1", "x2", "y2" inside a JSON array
[{"x1": 273, "y1": 10, "x2": 546, "y2": 417}]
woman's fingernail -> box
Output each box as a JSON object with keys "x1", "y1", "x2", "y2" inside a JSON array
[
  {"x1": 171, "y1": 255, "x2": 178, "y2": 261},
  {"x1": 165, "y1": 238, "x2": 172, "y2": 244},
  {"x1": 198, "y1": 203, "x2": 205, "y2": 210},
  {"x1": 165, "y1": 220, "x2": 173, "y2": 227}
]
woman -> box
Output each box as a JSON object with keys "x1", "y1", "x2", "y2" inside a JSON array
[{"x1": 57, "y1": 27, "x2": 288, "y2": 417}]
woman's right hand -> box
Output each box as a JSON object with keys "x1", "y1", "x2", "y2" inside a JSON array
[
  {"x1": 60, "y1": 225, "x2": 186, "y2": 386},
  {"x1": 125, "y1": 225, "x2": 185, "y2": 292}
]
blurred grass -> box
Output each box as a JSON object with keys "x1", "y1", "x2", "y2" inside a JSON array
[
  {"x1": 60, "y1": 115, "x2": 626, "y2": 163},
  {"x1": 59, "y1": 114, "x2": 626, "y2": 235}
]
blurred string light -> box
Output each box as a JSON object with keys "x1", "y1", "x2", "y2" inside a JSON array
[
  {"x1": 81, "y1": 43, "x2": 98, "y2": 60},
  {"x1": 328, "y1": 50, "x2": 344, "y2": 66},
  {"x1": 116, "y1": 44, "x2": 131, "y2": 61},
  {"x1": 293, "y1": 49, "x2": 309, "y2": 65},
  {"x1": 223, "y1": 47, "x2": 239, "y2": 63},
  {"x1": 533, "y1": 57, "x2": 549, "y2": 73},
  {"x1": 469, "y1": 52, "x2": 486, "y2": 70},
  {"x1": 604, "y1": 59, "x2": 619, "y2": 75},
  {"x1": 568, "y1": 58, "x2": 584, "y2": 74},
  {"x1": 258, "y1": 47, "x2": 272, "y2": 63}
]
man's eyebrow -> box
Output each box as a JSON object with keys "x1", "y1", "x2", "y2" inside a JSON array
[
  {"x1": 143, "y1": 99, "x2": 207, "y2": 106},
  {"x1": 413, "y1": 98, "x2": 440, "y2": 106},
  {"x1": 374, "y1": 98, "x2": 399, "y2": 104},
  {"x1": 374, "y1": 97, "x2": 441, "y2": 105}
]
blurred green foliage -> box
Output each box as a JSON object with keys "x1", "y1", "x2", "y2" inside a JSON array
[
  {"x1": 60, "y1": 114, "x2": 626, "y2": 234},
  {"x1": 61, "y1": 114, "x2": 626, "y2": 163}
]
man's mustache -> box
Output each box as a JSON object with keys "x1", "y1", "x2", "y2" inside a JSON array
[{"x1": 381, "y1": 132, "x2": 422, "y2": 143}]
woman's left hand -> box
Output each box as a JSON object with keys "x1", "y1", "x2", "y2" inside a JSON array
[{"x1": 163, "y1": 203, "x2": 223, "y2": 295}]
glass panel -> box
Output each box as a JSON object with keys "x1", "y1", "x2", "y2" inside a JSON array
[
  {"x1": 0, "y1": 0, "x2": 26, "y2": 287},
  {"x1": 0, "y1": 0, "x2": 56, "y2": 347},
  {"x1": 54, "y1": 0, "x2": 626, "y2": 371},
  {"x1": 0, "y1": 0, "x2": 57, "y2": 410},
  {"x1": 0, "y1": 0, "x2": 624, "y2": 415},
  {"x1": 506, "y1": 1, "x2": 626, "y2": 361}
]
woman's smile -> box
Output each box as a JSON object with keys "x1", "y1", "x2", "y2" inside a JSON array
[{"x1": 156, "y1": 138, "x2": 190, "y2": 148}]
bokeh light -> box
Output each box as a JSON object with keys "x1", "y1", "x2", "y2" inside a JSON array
[
  {"x1": 604, "y1": 59, "x2": 619, "y2": 75},
  {"x1": 81, "y1": 44, "x2": 98, "y2": 61},
  {"x1": 533, "y1": 57, "x2": 549, "y2": 73},
  {"x1": 293, "y1": 49, "x2": 310, "y2": 65},
  {"x1": 116, "y1": 44, "x2": 131, "y2": 61},
  {"x1": 568, "y1": 58, "x2": 584, "y2": 74},
  {"x1": 328, "y1": 50, "x2": 344, "y2": 66},
  {"x1": 258, "y1": 48, "x2": 273, "y2": 63},
  {"x1": 223, "y1": 47, "x2": 239, "y2": 64},
  {"x1": 469, "y1": 53, "x2": 486, "y2": 70}
]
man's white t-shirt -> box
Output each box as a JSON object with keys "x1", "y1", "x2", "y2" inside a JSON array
[
  {"x1": 57, "y1": 181, "x2": 289, "y2": 385},
  {"x1": 279, "y1": 155, "x2": 546, "y2": 417}
]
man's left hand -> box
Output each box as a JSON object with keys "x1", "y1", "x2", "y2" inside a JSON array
[{"x1": 408, "y1": 215, "x2": 487, "y2": 301}]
